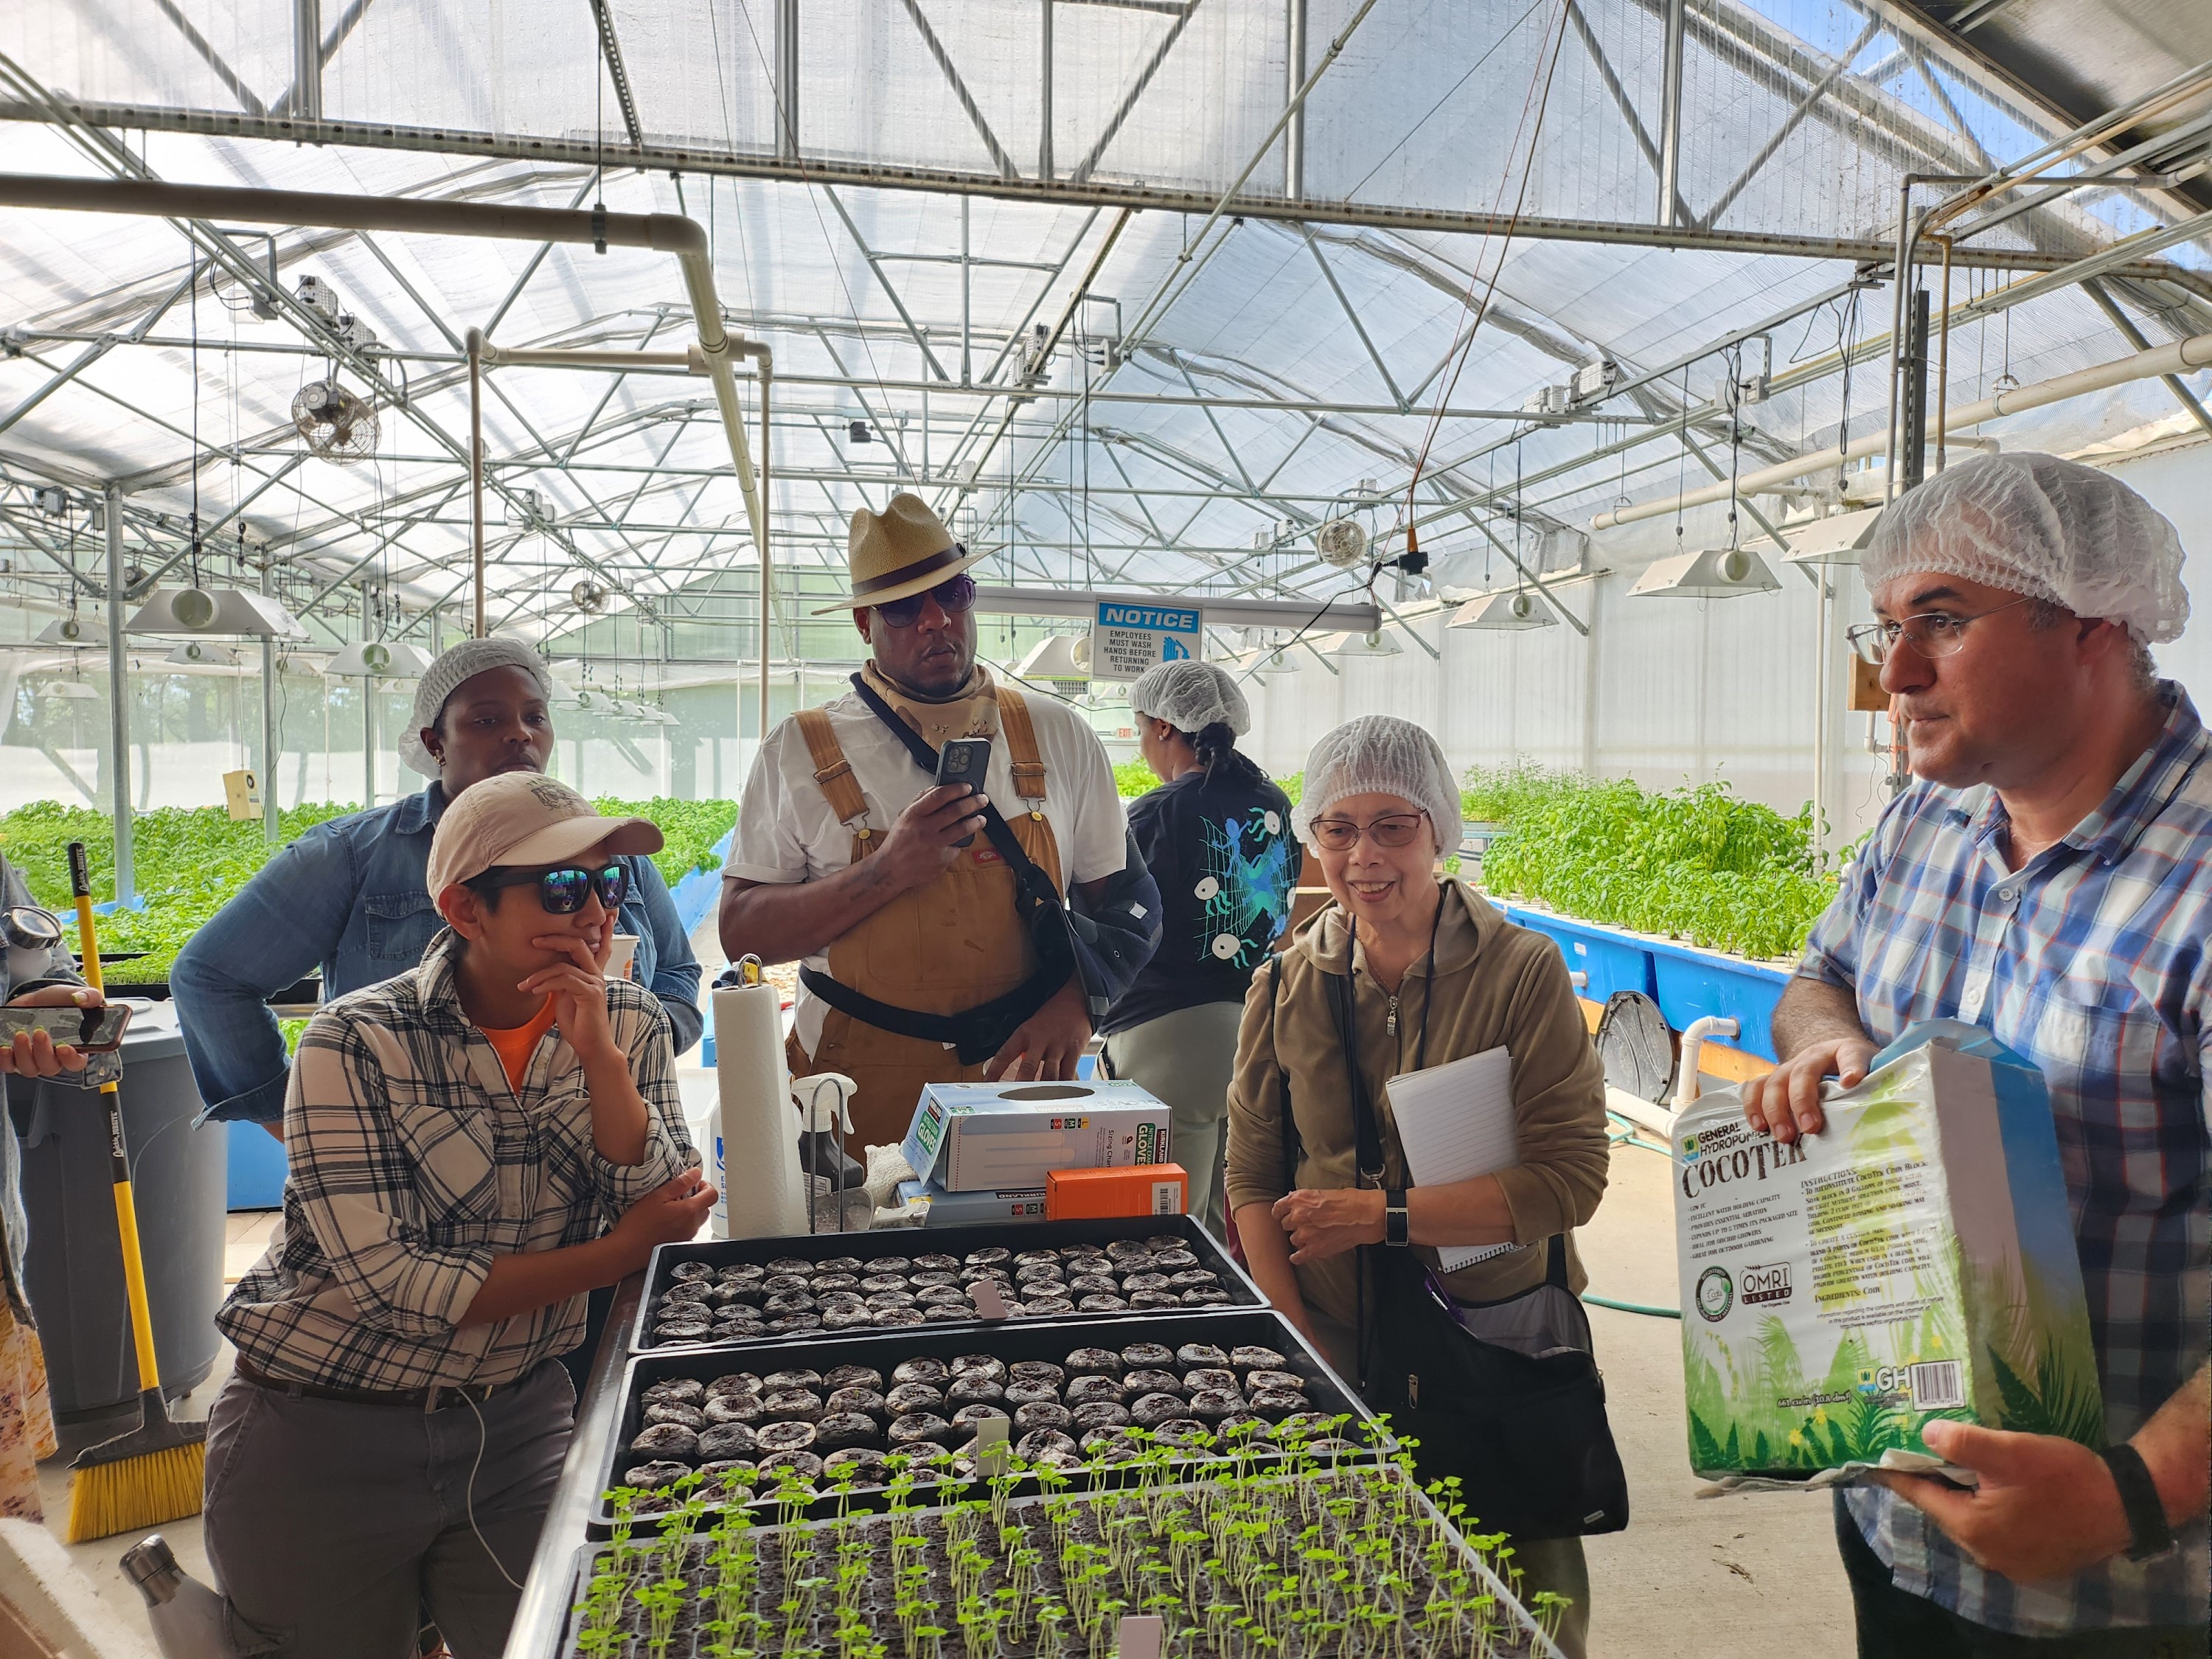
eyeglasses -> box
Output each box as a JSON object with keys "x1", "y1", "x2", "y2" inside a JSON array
[
  {"x1": 1846, "y1": 595, "x2": 2031, "y2": 666},
  {"x1": 874, "y1": 567, "x2": 978, "y2": 629},
  {"x1": 1308, "y1": 812, "x2": 1430, "y2": 852},
  {"x1": 1, "y1": 905, "x2": 63, "y2": 951},
  {"x1": 467, "y1": 863, "x2": 629, "y2": 915}
]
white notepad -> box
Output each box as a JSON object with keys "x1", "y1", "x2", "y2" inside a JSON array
[{"x1": 1383, "y1": 1044, "x2": 1520, "y2": 1273}]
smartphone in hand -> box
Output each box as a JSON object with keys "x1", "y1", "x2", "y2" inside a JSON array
[
  {"x1": 0, "y1": 1002, "x2": 133, "y2": 1053},
  {"x1": 936, "y1": 737, "x2": 992, "y2": 849}
]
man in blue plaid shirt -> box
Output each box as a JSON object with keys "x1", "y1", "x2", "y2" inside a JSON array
[{"x1": 1744, "y1": 453, "x2": 2208, "y2": 1656}]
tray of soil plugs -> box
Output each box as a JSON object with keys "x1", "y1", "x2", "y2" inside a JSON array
[
  {"x1": 559, "y1": 1458, "x2": 1570, "y2": 1658},
  {"x1": 596, "y1": 1309, "x2": 1392, "y2": 1534},
  {"x1": 631, "y1": 1217, "x2": 1261, "y2": 1354}
]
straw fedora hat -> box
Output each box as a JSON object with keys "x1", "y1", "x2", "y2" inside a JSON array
[{"x1": 815, "y1": 492, "x2": 986, "y2": 614}]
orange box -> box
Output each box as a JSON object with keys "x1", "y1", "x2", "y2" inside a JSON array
[{"x1": 1046, "y1": 1162, "x2": 1189, "y2": 1221}]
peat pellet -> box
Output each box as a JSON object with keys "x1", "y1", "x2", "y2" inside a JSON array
[
  {"x1": 821, "y1": 1308, "x2": 873, "y2": 1331},
  {"x1": 754, "y1": 1420, "x2": 818, "y2": 1455},
  {"x1": 1275, "y1": 1411, "x2": 1338, "y2": 1439},
  {"x1": 825, "y1": 1387, "x2": 887, "y2": 1419},
  {"x1": 1175, "y1": 1343, "x2": 1231, "y2": 1370},
  {"x1": 818, "y1": 1256, "x2": 864, "y2": 1273},
  {"x1": 718, "y1": 1282, "x2": 767, "y2": 1307},
  {"x1": 695, "y1": 1459, "x2": 757, "y2": 1491},
  {"x1": 1183, "y1": 1369, "x2": 1239, "y2": 1394},
  {"x1": 817, "y1": 1293, "x2": 869, "y2": 1314},
  {"x1": 651, "y1": 1319, "x2": 712, "y2": 1343},
  {"x1": 909, "y1": 1271, "x2": 959, "y2": 1290},
  {"x1": 1105, "y1": 1240, "x2": 1150, "y2": 1262},
  {"x1": 947, "y1": 1377, "x2": 1004, "y2": 1408},
  {"x1": 1070, "y1": 1401, "x2": 1133, "y2": 1433},
  {"x1": 873, "y1": 1310, "x2": 927, "y2": 1328},
  {"x1": 1078, "y1": 1295, "x2": 1130, "y2": 1312},
  {"x1": 1014, "y1": 1262, "x2": 1065, "y2": 1284},
  {"x1": 1002, "y1": 1382, "x2": 1059, "y2": 1411},
  {"x1": 1189, "y1": 1389, "x2": 1244, "y2": 1424},
  {"x1": 1245, "y1": 1370, "x2": 1306, "y2": 1395},
  {"x1": 1014, "y1": 1249, "x2": 1062, "y2": 1266},
  {"x1": 949, "y1": 1403, "x2": 1009, "y2": 1439},
  {"x1": 950, "y1": 1354, "x2": 1006, "y2": 1381},
  {"x1": 1013, "y1": 1397, "x2": 1074, "y2": 1432},
  {"x1": 1144, "y1": 1233, "x2": 1186, "y2": 1251},
  {"x1": 641, "y1": 1377, "x2": 706, "y2": 1408},
  {"x1": 643, "y1": 1402, "x2": 706, "y2": 1430},
  {"x1": 1082, "y1": 1430, "x2": 1145, "y2": 1462},
  {"x1": 1064, "y1": 1376, "x2": 1127, "y2": 1408},
  {"x1": 1129, "y1": 1393, "x2": 1185, "y2": 1428},
  {"x1": 1016, "y1": 1429, "x2": 1079, "y2": 1460},
  {"x1": 1152, "y1": 1248, "x2": 1200, "y2": 1270},
  {"x1": 758, "y1": 1450, "x2": 824, "y2": 1480},
  {"x1": 865, "y1": 1292, "x2": 919, "y2": 1311},
  {"x1": 698, "y1": 1422, "x2": 759, "y2": 1461},
  {"x1": 822, "y1": 1364, "x2": 883, "y2": 1393},
  {"x1": 763, "y1": 1293, "x2": 818, "y2": 1316},
  {"x1": 861, "y1": 1256, "x2": 913, "y2": 1275},
  {"x1": 628, "y1": 1423, "x2": 699, "y2": 1463},
  {"x1": 1180, "y1": 1290, "x2": 1224, "y2": 1307},
  {"x1": 703, "y1": 1394, "x2": 765, "y2": 1427},
  {"x1": 1123, "y1": 1369, "x2": 1186, "y2": 1399},
  {"x1": 1129, "y1": 1292, "x2": 1183, "y2": 1310},
  {"x1": 661, "y1": 1281, "x2": 710, "y2": 1304},
  {"x1": 859, "y1": 1275, "x2": 911, "y2": 1295},
  {"x1": 1121, "y1": 1273, "x2": 1171, "y2": 1292},
  {"x1": 1064, "y1": 1346, "x2": 1124, "y2": 1377},
  {"x1": 622, "y1": 1460, "x2": 692, "y2": 1490},
  {"x1": 718, "y1": 1264, "x2": 766, "y2": 1284},
  {"x1": 962, "y1": 1247, "x2": 1012, "y2": 1266},
  {"x1": 888, "y1": 1412, "x2": 952, "y2": 1447},
  {"x1": 1120, "y1": 1342, "x2": 1174, "y2": 1368},
  {"x1": 885, "y1": 1382, "x2": 946, "y2": 1416},
  {"x1": 760, "y1": 1388, "x2": 824, "y2": 1423},
  {"x1": 957, "y1": 1266, "x2": 1013, "y2": 1286},
  {"x1": 815, "y1": 1412, "x2": 881, "y2": 1452},
  {"x1": 923, "y1": 1306, "x2": 974, "y2": 1324},
  {"x1": 1170, "y1": 1269, "x2": 1222, "y2": 1290},
  {"x1": 1066, "y1": 1275, "x2": 1120, "y2": 1298},
  {"x1": 765, "y1": 1256, "x2": 813, "y2": 1276},
  {"x1": 766, "y1": 1315, "x2": 824, "y2": 1335},
  {"x1": 1217, "y1": 1413, "x2": 1275, "y2": 1442},
  {"x1": 1245, "y1": 1389, "x2": 1308, "y2": 1422},
  {"x1": 893, "y1": 1357, "x2": 952, "y2": 1386},
  {"x1": 813, "y1": 1273, "x2": 861, "y2": 1293},
  {"x1": 669, "y1": 1260, "x2": 714, "y2": 1283},
  {"x1": 891, "y1": 1442, "x2": 952, "y2": 1472},
  {"x1": 1009, "y1": 1361, "x2": 1065, "y2": 1388},
  {"x1": 762, "y1": 1273, "x2": 811, "y2": 1296},
  {"x1": 911, "y1": 1253, "x2": 960, "y2": 1273},
  {"x1": 1024, "y1": 1298, "x2": 1077, "y2": 1316},
  {"x1": 915, "y1": 1286, "x2": 970, "y2": 1307},
  {"x1": 822, "y1": 1448, "x2": 889, "y2": 1485}
]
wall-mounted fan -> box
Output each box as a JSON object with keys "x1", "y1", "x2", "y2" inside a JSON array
[
  {"x1": 291, "y1": 379, "x2": 379, "y2": 465},
  {"x1": 1314, "y1": 518, "x2": 1368, "y2": 569}
]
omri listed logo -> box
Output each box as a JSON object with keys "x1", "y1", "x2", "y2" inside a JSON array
[
  {"x1": 1742, "y1": 1262, "x2": 1792, "y2": 1306},
  {"x1": 1694, "y1": 1265, "x2": 1735, "y2": 1323}
]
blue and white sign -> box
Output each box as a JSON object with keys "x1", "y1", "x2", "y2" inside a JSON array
[{"x1": 1091, "y1": 599, "x2": 1201, "y2": 683}]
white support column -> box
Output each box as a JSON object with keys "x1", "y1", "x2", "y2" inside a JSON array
[
  {"x1": 1658, "y1": 0, "x2": 1686, "y2": 227},
  {"x1": 261, "y1": 559, "x2": 280, "y2": 844},
  {"x1": 775, "y1": 0, "x2": 799, "y2": 161},
  {"x1": 104, "y1": 484, "x2": 133, "y2": 902},
  {"x1": 1284, "y1": 0, "x2": 1308, "y2": 198},
  {"x1": 1039, "y1": 0, "x2": 1054, "y2": 181},
  {"x1": 293, "y1": 0, "x2": 322, "y2": 121}
]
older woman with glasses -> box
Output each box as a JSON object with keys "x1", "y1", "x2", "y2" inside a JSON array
[{"x1": 1222, "y1": 714, "x2": 1610, "y2": 1656}]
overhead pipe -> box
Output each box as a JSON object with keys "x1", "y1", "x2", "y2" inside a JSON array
[
  {"x1": 1592, "y1": 328, "x2": 2212, "y2": 529},
  {"x1": 0, "y1": 170, "x2": 768, "y2": 646}
]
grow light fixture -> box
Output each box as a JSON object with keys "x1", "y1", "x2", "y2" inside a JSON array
[
  {"x1": 324, "y1": 639, "x2": 433, "y2": 678},
  {"x1": 1326, "y1": 628, "x2": 1402, "y2": 658},
  {"x1": 38, "y1": 678, "x2": 99, "y2": 700},
  {"x1": 1629, "y1": 546, "x2": 1781, "y2": 599},
  {"x1": 126, "y1": 586, "x2": 306, "y2": 639},
  {"x1": 1013, "y1": 634, "x2": 1091, "y2": 682},
  {"x1": 1448, "y1": 590, "x2": 1558, "y2": 630},
  {"x1": 1757, "y1": 507, "x2": 1885, "y2": 566},
  {"x1": 164, "y1": 641, "x2": 241, "y2": 667},
  {"x1": 35, "y1": 616, "x2": 105, "y2": 648}
]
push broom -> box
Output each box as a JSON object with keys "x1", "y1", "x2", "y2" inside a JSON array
[{"x1": 63, "y1": 840, "x2": 206, "y2": 1543}]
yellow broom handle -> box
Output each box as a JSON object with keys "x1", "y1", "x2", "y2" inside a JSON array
[{"x1": 67, "y1": 846, "x2": 162, "y2": 1395}]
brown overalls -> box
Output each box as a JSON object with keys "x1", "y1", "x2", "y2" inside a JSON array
[{"x1": 787, "y1": 664, "x2": 1065, "y2": 1150}]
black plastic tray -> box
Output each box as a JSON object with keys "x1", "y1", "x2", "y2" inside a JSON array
[
  {"x1": 592, "y1": 1307, "x2": 1385, "y2": 1534},
  {"x1": 629, "y1": 1214, "x2": 1262, "y2": 1354}
]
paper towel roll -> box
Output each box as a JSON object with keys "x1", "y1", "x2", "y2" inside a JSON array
[{"x1": 711, "y1": 985, "x2": 807, "y2": 1237}]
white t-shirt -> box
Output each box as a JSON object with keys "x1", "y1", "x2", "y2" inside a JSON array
[{"x1": 729, "y1": 682, "x2": 1127, "y2": 1052}]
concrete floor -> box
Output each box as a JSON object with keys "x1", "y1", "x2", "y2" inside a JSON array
[{"x1": 36, "y1": 1117, "x2": 1860, "y2": 1658}]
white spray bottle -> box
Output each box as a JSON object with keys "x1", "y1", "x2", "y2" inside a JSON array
[{"x1": 119, "y1": 1535, "x2": 246, "y2": 1659}]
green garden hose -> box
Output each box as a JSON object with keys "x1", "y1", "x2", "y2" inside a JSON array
[{"x1": 1581, "y1": 1292, "x2": 1681, "y2": 1320}]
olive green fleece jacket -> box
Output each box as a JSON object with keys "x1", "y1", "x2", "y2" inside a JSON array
[{"x1": 1222, "y1": 878, "x2": 1611, "y2": 1374}]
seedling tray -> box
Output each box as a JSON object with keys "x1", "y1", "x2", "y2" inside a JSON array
[
  {"x1": 594, "y1": 1308, "x2": 1387, "y2": 1534},
  {"x1": 630, "y1": 1214, "x2": 1261, "y2": 1355},
  {"x1": 556, "y1": 1461, "x2": 1567, "y2": 1659}
]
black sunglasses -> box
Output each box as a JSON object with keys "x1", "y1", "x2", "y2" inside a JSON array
[
  {"x1": 874, "y1": 567, "x2": 978, "y2": 629},
  {"x1": 467, "y1": 862, "x2": 628, "y2": 915}
]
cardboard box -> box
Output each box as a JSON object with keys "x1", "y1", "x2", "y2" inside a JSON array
[
  {"x1": 900, "y1": 1081, "x2": 1172, "y2": 1192},
  {"x1": 894, "y1": 1178, "x2": 1047, "y2": 1228},
  {"x1": 1673, "y1": 1021, "x2": 2100, "y2": 1483},
  {"x1": 1046, "y1": 1162, "x2": 1189, "y2": 1221},
  {"x1": 222, "y1": 768, "x2": 262, "y2": 821}
]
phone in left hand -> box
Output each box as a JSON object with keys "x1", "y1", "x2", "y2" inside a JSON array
[
  {"x1": 0, "y1": 1001, "x2": 133, "y2": 1053},
  {"x1": 935, "y1": 737, "x2": 992, "y2": 849}
]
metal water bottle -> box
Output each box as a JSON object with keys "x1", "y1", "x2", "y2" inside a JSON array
[{"x1": 120, "y1": 1535, "x2": 246, "y2": 1659}]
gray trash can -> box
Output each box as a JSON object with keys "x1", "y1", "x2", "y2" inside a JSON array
[{"x1": 9, "y1": 1001, "x2": 226, "y2": 1422}]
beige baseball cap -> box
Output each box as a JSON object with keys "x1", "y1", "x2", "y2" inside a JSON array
[{"x1": 426, "y1": 772, "x2": 663, "y2": 895}]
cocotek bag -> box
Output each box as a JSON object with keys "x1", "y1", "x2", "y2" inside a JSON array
[{"x1": 1672, "y1": 1020, "x2": 2101, "y2": 1485}]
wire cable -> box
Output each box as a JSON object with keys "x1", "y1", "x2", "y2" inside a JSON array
[{"x1": 461, "y1": 1391, "x2": 527, "y2": 1593}]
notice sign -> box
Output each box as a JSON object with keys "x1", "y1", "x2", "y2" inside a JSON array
[{"x1": 1091, "y1": 600, "x2": 1201, "y2": 682}]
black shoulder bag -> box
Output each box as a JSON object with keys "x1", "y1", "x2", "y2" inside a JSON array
[{"x1": 1314, "y1": 964, "x2": 1630, "y2": 1541}]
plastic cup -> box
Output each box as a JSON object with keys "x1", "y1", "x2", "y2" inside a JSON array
[{"x1": 605, "y1": 933, "x2": 640, "y2": 980}]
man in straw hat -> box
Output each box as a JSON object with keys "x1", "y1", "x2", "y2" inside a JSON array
[{"x1": 721, "y1": 492, "x2": 1157, "y2": 1150}]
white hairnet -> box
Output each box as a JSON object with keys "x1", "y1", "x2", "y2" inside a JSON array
[
  {"x1": 1292, "y1": 714, "x2": 1461, "y2": 855},
  {"x1": 398, "y1": 637, "x2": 555, "y2": 777},
  {"x1": 1128, "y1": 658, "x2": 1251, "y2": 737},
  {"x1": 1862, "y1": 451, "x2": 2188, "y2": 645}
]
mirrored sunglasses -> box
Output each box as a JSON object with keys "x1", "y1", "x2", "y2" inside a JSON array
[
  {"x1": 469, "y1": 863, "x2": 628, "y2": 915},
  {"x1": 874, "y1": 568, "x2": 978, "y2": 629}
]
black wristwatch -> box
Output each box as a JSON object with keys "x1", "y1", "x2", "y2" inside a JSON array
[
  {"x1": 1383, "y1": 1189, "x2": 1411, "y2": 1248},
  {"x1": 2100, "y1": 1443, "x2": 2174, "y2": 1562}
]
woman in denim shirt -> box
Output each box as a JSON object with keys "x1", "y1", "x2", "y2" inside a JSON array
[{"x1": 171, "y1": 639, "x2": 703, "y2": 1133}]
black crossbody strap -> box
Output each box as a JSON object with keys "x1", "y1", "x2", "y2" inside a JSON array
[
  {"x1": 1324, "y1": 959, "x2": 1387, "y2": 1187},
  {"x1": 847, "y1": 672, "x2": 1054, "y2": 900},
  {"x1": 1267, "y1": 958, "x2": 1298, "y2": 1183}
]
